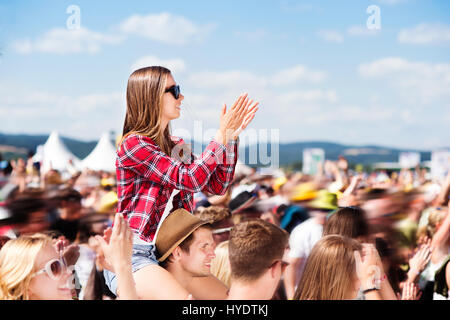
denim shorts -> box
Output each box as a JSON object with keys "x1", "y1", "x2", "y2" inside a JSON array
[{"x1": 103, "y1": 243, "x2": 158, "y2": 296}]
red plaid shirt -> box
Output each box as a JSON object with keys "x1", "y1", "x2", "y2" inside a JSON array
[{"x1": 116, "y1": 133, "x2": 238, "y2": 242}]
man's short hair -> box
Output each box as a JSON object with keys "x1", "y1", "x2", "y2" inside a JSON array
[{"x1": 229, "y1": 219, "x2": 288, "y2": 282}]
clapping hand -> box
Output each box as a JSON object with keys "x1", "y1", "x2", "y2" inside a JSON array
[
  {"x1": 215, "y1": 93, "x2": 259, "y2": 144},
  {"x1": 409, "y1": 238, "x2": 432, "y2": 277},
  {"x1": 399, "y1": 282, "x2": 422, "y2": 300},
  {"x1": 94, "y1": 212, "x2": 133, "y2": 273},
  {"x1": 53, "y1": 236, "x2": 80, "y2": 267}
]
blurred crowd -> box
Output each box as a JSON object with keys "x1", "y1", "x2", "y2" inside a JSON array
[{"x1": 0, "y1": 152, "x2": 449, "y2": 300}]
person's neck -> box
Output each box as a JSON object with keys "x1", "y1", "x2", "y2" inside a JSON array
[
  {"x1": 227, "y1": 279, "x2": 273, "y2": 300},
  {"x1": 161, "y1": 119, "x2": 169, "y2": 135},
  {"x1": 166, "y1": 263, "x2": 194, "y2": 290}
]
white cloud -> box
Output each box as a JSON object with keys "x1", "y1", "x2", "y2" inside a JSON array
[
  {"x1": 130, "y1": 56, "x2": 186, "y2": 73},
  {"x1": 119, "y1": 12, "x2": 216, "y2": 45},
  {"x1": 398, "y1": 23, "x2": 450, "y2": 45},
  {"x1": 187, "y1": 70, "x2": 269, "y2": 90},
  {"x1": 358, "y1": 57, "x2": 450, "y2": 104},
  {"x1": 187, "y1": 65, "x2": 327, "y2": 90},
  {"x1": 278, "y1": 90, "x2": 338, "y2": 105},
  {"x1": 11, "y1": 27, "x2": 123, "y2": 54},
  {"x1": 347, "y1": 25, "x2": 380, "y2": 37},
  {"x1": 317, "y1": 30, "x2": 344, "y2": 43},
  {"x1": 0, "y1": 87, "x2": 124, "y2": 139},
  {"x1": 11, "y1": 12, "x2": 215, "y2": 55}
]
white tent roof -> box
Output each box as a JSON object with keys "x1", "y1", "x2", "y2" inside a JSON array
[
  {"x1": 41, "y1": 131, "x2": 81, "y2": 174},
  {"x1": 81, "y1": 132, "x2": 117, "y2": 172}
]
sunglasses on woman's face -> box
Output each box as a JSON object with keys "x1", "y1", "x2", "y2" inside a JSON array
[
  {"x1": 32, "y1": 258, "x2": 67, "y2": 280},
  {"x1": 165, "y1": 85, "x2": 181, "y2": 100}
]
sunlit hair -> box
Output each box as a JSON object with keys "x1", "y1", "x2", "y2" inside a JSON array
[
  {"x1": 121, "y1": 66, "x2": 176, "y2": 156},
  {"x1": 417, "y1": 207, "x2": 447, "y2": 240},
  {"x1": 323, "y1": 206, "x2": 369, "y2": 240},
  {"x1": 210, "y1": 240, "x2": 231, "y2": 287},
  {"x1": 294, "y1": 235, "x2": 362, "y2": 300},
  {"x1": 0, "y1": 233, "x2": 52, "y2": 300},
  {"x1": 229, "y1": 219, "x2": 288, "y2": 282},
  {"x1": 195, "y1": 206, "x2": 231, "y2": 228}
]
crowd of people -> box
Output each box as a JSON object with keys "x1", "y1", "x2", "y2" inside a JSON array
[
  {"x1": 0, "y1": 151, "x2": 449, "y2": 300},
  {"x1": 0, "y1": 65, "x2": 448, "y2": 301}
]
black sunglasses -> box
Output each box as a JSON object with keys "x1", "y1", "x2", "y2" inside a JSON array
[{"x1": 165, "y1": 85, "x2": 181, "y2": 99}]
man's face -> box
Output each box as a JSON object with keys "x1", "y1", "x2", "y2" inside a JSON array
[{"x1": 179, "y1": 227, "x2": 216, "y2": 277}]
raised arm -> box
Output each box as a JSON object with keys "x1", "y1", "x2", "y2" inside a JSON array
[
  {"x1": 118, "y1": 94, "x2": 258, "y2": 194},
  {"x1": 95, "y1": 212, "x2": 138, "y2": 300},
  {"x1": 431, "y1": 205, "x2": 450, "y2": 250}
]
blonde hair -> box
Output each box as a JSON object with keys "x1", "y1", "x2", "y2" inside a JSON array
[
  {"x1": 294, "y1": 235, "x2": 362, "y2": 300},
  {"x1": 121, "y1": 66, "x2": 176, "y2": 156},
  {"x1": 417, "y1": 207, "x2": 447, "y2": 240},
  {"x1": 0, "y1": 233, "x2": 52, "y2": 300},
  {"x1": 210, "y1": 241, "x2": 231, "y2": 288}
]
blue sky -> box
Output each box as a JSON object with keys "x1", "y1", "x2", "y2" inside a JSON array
[{"x1": 0, "y1": 0, "x2": 449, "y2": 151}]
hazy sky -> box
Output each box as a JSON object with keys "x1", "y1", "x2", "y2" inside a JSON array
[{"x1": 0, "y1": 0, "x2": 449, "y2": 150}]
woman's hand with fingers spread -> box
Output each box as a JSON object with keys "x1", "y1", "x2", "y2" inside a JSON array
[
  {"x1": 95, "y1": 212, "x2": 133, "y2": 274},
  {"x1": 409, "y1": 241, "x2": 432, "y2": 275},
  {"x1": 215, "y1": 93, "x2": 259, "y2": 144},
  {"x1": 355, "y1": 243, "x2": 384, "y2": 291},
  {"x1": 401, "y1": 282, "x2": 421, "y2": 300}
]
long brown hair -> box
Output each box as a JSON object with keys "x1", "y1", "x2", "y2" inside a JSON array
[
  {"x1": 121, "y1": 66, "x2": 176, "y2": 156},
  {"x1": 294, "y1": 235, "x2": 362, "y2": 300}
]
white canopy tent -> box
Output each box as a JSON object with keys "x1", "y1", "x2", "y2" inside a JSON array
[
  {"x1": 81, "y1": 132, "x2": 117, "y2": 172},
  {"x1": 40, "y1": 130, "x2": 81, "y2": 175}
]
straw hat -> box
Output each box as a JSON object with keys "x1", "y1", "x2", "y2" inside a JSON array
[{"x1": 155, "y1": 208, "x2": 212, "y2": 262}]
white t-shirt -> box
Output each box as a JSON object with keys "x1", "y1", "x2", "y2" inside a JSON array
[{"x1": 288, "y1": 217, "x2": 323, "y2": 284}]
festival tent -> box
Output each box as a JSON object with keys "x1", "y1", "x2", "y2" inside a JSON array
[
  {"x1": 81, "y1": 132, "x2": 117, "y2": 172},
  {"x1": 40, "y1": 130, "x2": 82, "y2": 175}
]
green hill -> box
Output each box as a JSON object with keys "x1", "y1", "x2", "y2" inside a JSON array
[{"x1": 0, "y1": 132, "x2": 434, "y2": 168}]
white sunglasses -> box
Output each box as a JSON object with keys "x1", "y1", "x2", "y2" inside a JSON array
[{"x1": 32, "y1": 258, "x2": 67, "y2": 280}]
